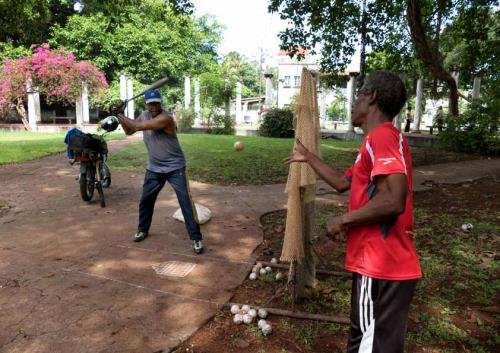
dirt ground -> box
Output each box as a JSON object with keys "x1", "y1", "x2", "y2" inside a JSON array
[
  {"x1": 0, "y1": 142, "x2": 287, "y2": 353},
  {"x1": 174, "y1": 177, "x2": 500, "y2": 353},
  {"x1": 0, "y1": 140, "x2": 498, "y2": 353}
]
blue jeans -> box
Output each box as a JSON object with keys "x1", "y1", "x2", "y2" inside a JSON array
[{"x1": 138, "y1": 167, "x2": 202, "y2": 241}]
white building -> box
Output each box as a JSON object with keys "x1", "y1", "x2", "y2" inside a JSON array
[
  {"x1": 277, "y1": 49, "x2": 317, "y2": 108},
  {"x1": 231, "y1": 96, "x2": 265, "y2": 125},
  {"x1": 230, "y1": 49, "x2": 358, "y2": 128},
  {"x1": 276, "y1": 49, "x2": 358, "y2": 128}
]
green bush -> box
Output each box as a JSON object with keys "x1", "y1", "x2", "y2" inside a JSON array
[
  {"x1": 439, "y1": 100, "x2": 499, "y2": 156},
  {"x1": 177, "y1": 107, "x2": 195, "y2": 133},
  {"x1": 258, "y1": 108, "x2": 294, "y2": 138},
  {"x1": 210, "y1": 114, "x2": 235, "y2": 135}
]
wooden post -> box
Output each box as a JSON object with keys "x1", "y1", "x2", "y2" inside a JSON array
[{"x1": 289, "y1": 187, "x2": 316, "y2": 302}]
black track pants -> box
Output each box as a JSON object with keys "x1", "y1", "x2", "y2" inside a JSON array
[{"x1": 347, "y1": 273, "x2": 417, "y2": 353}]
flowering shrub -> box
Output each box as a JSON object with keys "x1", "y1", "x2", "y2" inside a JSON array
[{"x1": 0, "y1": 44, "x2": 108, "y2": 119}]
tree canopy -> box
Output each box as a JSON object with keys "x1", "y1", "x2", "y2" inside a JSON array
[
  {"x1": 0, "y1": 44, "x2": 107, "y2": 124},
  {"x1": 268, "y1": 0, "x2": 499, "y2": 116},
  {"x1": 48, "y1": 1, "x2": 221, "y2": 83},
  {"x1": 0, "y1": 0, "x2": 194, "y2": 47}
]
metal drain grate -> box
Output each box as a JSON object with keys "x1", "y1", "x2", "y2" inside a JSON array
[{"x1": 152, "y1": 261, "x2": 196, "y2": 278}]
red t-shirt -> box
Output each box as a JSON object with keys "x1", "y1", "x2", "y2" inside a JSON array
[{"x1": 344, "y1": 122, "x2": 422, "y2": 280}]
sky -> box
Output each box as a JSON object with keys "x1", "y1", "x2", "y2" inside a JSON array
[
  {"x1": 191, "y1": 0, "x2": 360, "y2": 72},
  {"x1": 191, "y1": 0, "x2": 288, "y2": 63}
]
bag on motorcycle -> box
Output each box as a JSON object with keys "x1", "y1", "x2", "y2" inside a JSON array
[{"x1": 68, "y1": 134, "x2": 106, "y2": 154}]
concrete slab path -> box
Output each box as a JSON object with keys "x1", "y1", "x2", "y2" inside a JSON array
[{"x1": 0, "y1": 136, "x2": 498, "y2": 353}]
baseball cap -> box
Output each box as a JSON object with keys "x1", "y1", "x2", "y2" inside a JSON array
[{"x1": 144, "y1": 89, "x2": 162, "y2": 104}]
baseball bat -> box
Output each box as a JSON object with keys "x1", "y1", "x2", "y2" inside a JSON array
[{"x1": 123, "y1": 76, "x2": 170, "y2": 104}]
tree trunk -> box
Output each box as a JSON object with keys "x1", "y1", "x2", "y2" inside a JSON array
[
  {"x1": 407, "y1": 0, "x2": 459, "y2": 116},
  {"x1": 16, "y1": 98, "x2": 30, "y2": 131}
]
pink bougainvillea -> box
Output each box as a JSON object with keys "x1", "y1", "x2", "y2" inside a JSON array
[{"x1": 0, "y1": 43, "x2": 108, "y2": 117}]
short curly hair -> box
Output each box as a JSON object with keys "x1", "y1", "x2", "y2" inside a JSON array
[{"x1": 361, "y1": 71, "x2": 407, "y2": 119}]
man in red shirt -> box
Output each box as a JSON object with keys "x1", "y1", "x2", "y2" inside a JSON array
[{"x1": 286, "y1": 71, "x2": 421, "y2": 353}]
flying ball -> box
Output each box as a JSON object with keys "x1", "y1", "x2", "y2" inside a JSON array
[{"x1": 234, "y1": 141, "x2": 245, "y2": 151}]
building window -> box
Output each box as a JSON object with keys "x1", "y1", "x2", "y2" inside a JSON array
[
  {"x1": 283, "y1": 76, "x2": 291, "y2": 87},
  {"x1": 294, "y1": 75, "x2": 301, "y2": 87}
]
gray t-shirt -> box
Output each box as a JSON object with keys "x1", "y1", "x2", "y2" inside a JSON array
[{"x1": 139, "y1": 111, "x2": 186, "y2": 173}]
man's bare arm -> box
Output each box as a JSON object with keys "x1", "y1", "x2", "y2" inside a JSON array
[
  {"x1": 303, "y1": 150, "x2": 351, "y2": 192},
  {"x1": 117, "y1": 112, "x2": 174, "y2": 134},
  {"x1": 117, "y1": 114, "x2": 137, "y2": 135},
  {"x1": 342, "y1": 173, "x2": 407, "y2": 226}
]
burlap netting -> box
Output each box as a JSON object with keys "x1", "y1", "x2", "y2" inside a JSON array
[{"x1": 281, "y1": 68, "x2": 320, "y2": 263}]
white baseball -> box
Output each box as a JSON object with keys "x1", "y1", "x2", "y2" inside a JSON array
[
  {"x1": 248, "y1": 308, "x2": 257, "y2": 318},
  {"x1": 258, "y1": 308, "x2": 268, "y2": 319},
  {"x1": 275, "y1": 272, "x2": 283, "y2": 280},
  {"x1": 249, "y1": 272, "x2": 257, "y2": 280},
  {"x1": 230, "y1": 304, "x2": 240, "y2": 314},
  {"x1": 257, "y1": 319, "x2": 267, "y2": 329},
  {"x1": 270, "y1": 258, "x2": 278, "y2": 264},
  {"x1": 243, "y1": 314, "x2": 253, "y2": 324},
  {"x1": 241, "y1": 304, "x2": 251, "y2": 313},
  {"x1": 265, "y1": 266, "x2": 272, "y2": 273},
  {"x1": 261, "y1": 323, "x2": 272, "y2": 335},
  {"x1": 259, "y1": 268, "x2": 267, "y2": 275},
  {"x1": 233, "y1": 314, "x2": 243, "y2": 324}
]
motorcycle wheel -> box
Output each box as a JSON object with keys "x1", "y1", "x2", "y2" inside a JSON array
[{"x1": 79, "y1": 166, "x2": 95, "y2": 201}]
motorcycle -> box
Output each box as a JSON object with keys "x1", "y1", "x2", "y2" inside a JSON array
[{"x1": 67, "y1": 116, "x2": 119, "y2": 207}]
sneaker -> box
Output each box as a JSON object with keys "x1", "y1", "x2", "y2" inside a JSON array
[
  {"x1": 193, "y1": 240, "x2": 204, "y2": 254},
  {"x1": 133, "y1": 231, "x2": 148, "y2": 242}
]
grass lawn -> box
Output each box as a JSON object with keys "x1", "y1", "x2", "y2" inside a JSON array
[
  {"x1": 110, "y1": 134, "x2": 362, "y2": 185},
  {"x1": 110, "y1": 134, "x2": 479, "y2": 185},
  {"x1": 0, "y1": 131, "x2": 125, "y2": 165}
]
